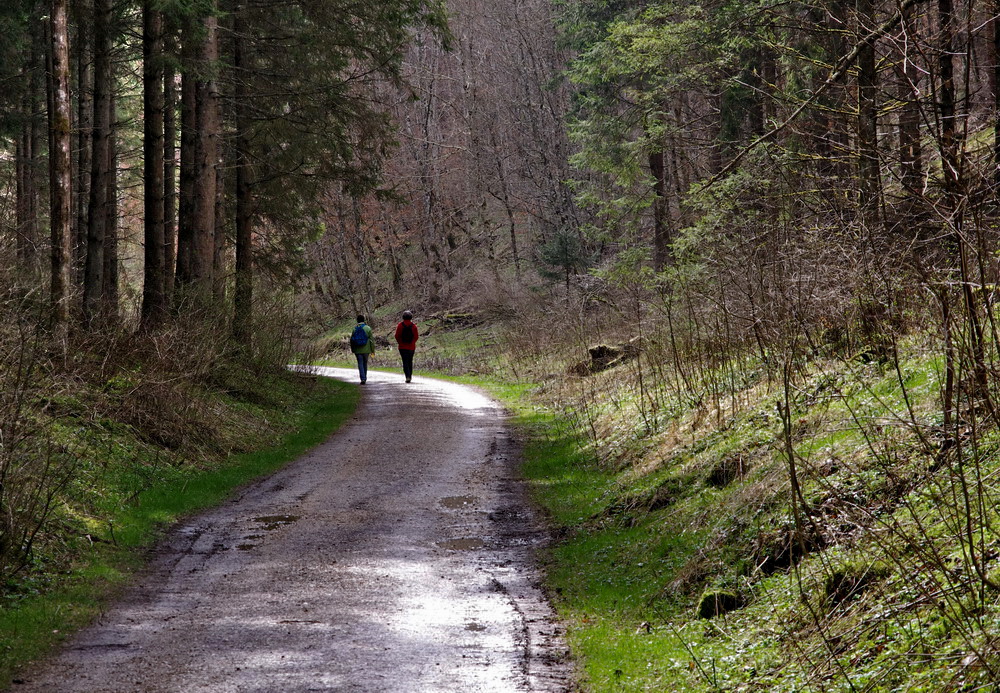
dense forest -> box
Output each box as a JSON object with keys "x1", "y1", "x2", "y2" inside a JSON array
[
  {"x1": 13, "y1": 0, "x2": 997, "y2": 344},
  {"x1": 6, "y1": 0, "x2": 1000, "y2": 688}
]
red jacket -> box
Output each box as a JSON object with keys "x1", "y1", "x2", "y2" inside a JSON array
[{"x1": 395, "y1": 320, "x2": 419, "y2": 350}]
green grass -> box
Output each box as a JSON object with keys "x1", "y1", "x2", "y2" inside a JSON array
[
  {"x1": 0, "y1": 376, "x2": 359, "y2": 686},
  {"x1": 514, "y1": 413, "x2": 713, "y2": 690},
  {"x1": 452, "y1": 339, "x2": 1000, "y2": 691},
  {"x1": 448, "y1": 375, "x2": 713, "y2": 690}
]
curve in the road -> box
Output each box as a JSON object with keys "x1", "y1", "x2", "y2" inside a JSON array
[{"x1": 17, "y1": 367, "x2": 572, "y2": 692}]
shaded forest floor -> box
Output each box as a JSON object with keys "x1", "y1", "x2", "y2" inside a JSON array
[{"x1": 353, "y1": 305, "x2": 1000, "y2": 692}]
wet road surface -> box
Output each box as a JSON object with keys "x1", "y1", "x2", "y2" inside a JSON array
[{"x1": 18, "y1": 367, "x2": 572, "y2": 692}]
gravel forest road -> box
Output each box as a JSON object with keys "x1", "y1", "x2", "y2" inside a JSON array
[{"x1": 17, "y1": 367, "x2": 572, "y2": 693}]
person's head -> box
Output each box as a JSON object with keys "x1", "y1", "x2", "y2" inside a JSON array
[
  {"x1": 356, "y1": 314, "x2": 365, "y2": 323},
  {"x1": 402, "y1": 310, "x2": 413, "y2": 321}
]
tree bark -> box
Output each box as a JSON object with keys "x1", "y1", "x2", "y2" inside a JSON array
[
  {"x1": 83, "y1": 0, "x2": 112, "y2": 326},
  {"x1": 103, "y1": 90, "x2": 119, "y2": 320},
  {"x1": 213, "y1": 142, "x2": 226, "y2": 303},
  {"x1": 49, "y1": 0, "x2": 73, "y2": 328},
  {"x1": 33, "y1": 21, "x2": 45, "y2": 268},
  {"x1": 994, "y1": 0, "x2": 1000, "y2": 189},
  {"x1": 141, "y1": 1, "x2": 166, "y2": 328},
  {"x1": 74, "y1": 0, "x2": 93, "y2": 283},
  {"x1": 233, "y1": 14, "x2": 253, "y2": 342},
  {"x1": 15, "y1": 76, "x2": 37, "y2": 274},
  {"x1": 17, "y1": 26, "x2": 44, "y2": 280},
  {"x1": 823, "y1": 1, "x2": 849, "y2": 180},
  {"x1": 175, "y1": 26, "x2": 197, "y2": 293},
  {"x1": 856, "y1": 0, "x2": 880, "y2": 221},
  {"x1": 163, "y1": 31, "x2": 178, "y2": 306},
  {"x1": 233, "y1": 156, "x2": 253, "y2": 341},
  {"x1": 15, "y1": 125, "x2": 30, "y2": 269},
  {"x1": 193, "y1": 11, "x2": 220, "y2": 294},
  {"x1": 898, "y1": 1, "x2": 923, "y2": 197},
  {"x1": 649, "y1": 148, "x2": 671, "y2": 270},
  {"x1": 938, "y1": 0, "x2": 960, "y2": 212},
  {"x1": 176, "y1": 9, "x2": 219, "y2": 302}
]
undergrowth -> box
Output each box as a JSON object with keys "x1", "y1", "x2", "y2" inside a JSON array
[{"x1": 438, "y1": 303, "x2": 1000, "y2": 691}]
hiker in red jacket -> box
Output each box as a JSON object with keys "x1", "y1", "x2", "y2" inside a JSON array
[{"x1": 394, "y1": 310, "x2": 419, "y2": 383}]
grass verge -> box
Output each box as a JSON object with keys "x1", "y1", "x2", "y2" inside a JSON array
[
  {"x1": 469, "y1": 379, "x2": 679, "y2": 690},
  {"x1": 1, "y1": 375, "x2": 358, "y2": 687},
  {"x1": 455, "y1": 339, "x2": 1000, "y2": 691}
]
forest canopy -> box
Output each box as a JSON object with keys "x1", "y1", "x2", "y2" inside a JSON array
[{"x1": 0, "y1": 0, "x2": 447, "y2": 334}]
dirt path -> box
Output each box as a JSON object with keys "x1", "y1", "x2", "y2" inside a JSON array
[{"x1": 17, "y1": 367, "x2": 573, "y2": 692}]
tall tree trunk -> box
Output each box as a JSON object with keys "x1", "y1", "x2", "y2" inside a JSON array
[
  {"x1": 213, "y1": 145, "x2": 226, "y2": 303},
  {"x1": 938, "y1": 0, "x2": 960, "y2": 215},
  {"x1": 233, "y1": 13, "x2": 253, "y2": 346},
  {"x1": 856, "y1": 0, "x2": 880, "y2": 222},
  {"x1": 936, "y1": 0, "x2": 979, "y2": 425},
  {"x1": 83, "y1": 0, "x2": 112, "y2": 326},
  {"x1": 233, "y1": 14, "x2": 252, "y2": 343},
  {"x1": 103, "y1": 92, "x2": 119, "y2": 320},
  {"x1": 816, "y1": 1, "x2": 849, "y2": 179},
  {"x1": 15, "y1": 78, "x2": 37, "y2": 275},
  {"x1": 163, "y1": 31, "x2": 178, "y2": 307},
  {"x1": 193, "y1": 11, "x2": 219, "y2": 294},
  {"x1": 15, "y1": 127, "x2": 30, "y2": 270},
  {"x1": 17, "y1": 28, "x2": 44, "y2": 280},
  {"x1": 649, "y1": 148, "x2": 671, "y2": 270},
  {"x1": 74, "y1": 0, "x2": 93, "y2": 283},
  {"x1": 993, "y1": 0, "x2": 1000, "y2": 189},
  {"x1": 175, "y1": 27, "x2": 197, "y2": 293},
  {"x1": 33, "y1": 20, "x2": 45, "y2": 255},
  {"x1": 141, "y1": 0, "x2": 166, "y2": 328},
  {"x1": 49, "y1": 0, "x2": 73, "y2": 329},
  {"x1": 898, "y1": 1, "x2": 923, "y2": 198},
  {"x1": 176, "y1": 9, "x2": 219, "y2": 302},
  {"x1": 233, "y1": 150, "x2": 253, "y2": 341},
  {"x1": 212, "y1": 9, "x2": 228, "y2": 305}
]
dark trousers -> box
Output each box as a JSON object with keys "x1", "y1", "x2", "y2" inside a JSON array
[
  {"x1": 399, "y1": 349, "x2": 414, "y2": 381},
  {"x1": 355, "y1": 353, "x2": 369, "y2": 382}
]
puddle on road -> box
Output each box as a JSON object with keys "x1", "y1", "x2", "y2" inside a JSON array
[
  {"x1": 235, "y1": 532, "x2": 267, "y2": 552},
  {"x1": 69, "y1": 642, "x2": 132, "y2": 651},
  {"x1": 253, "y1": 515, "x2": 300, "y2": 531},
  {"x1": 237, "y1": 518, "x2": 299, "y2": 551},
  {"x1": 440, "y1": 496, "x2": 477, "y2": 510},
  {"x1": 437, "y1": 537, "x2": 485, "y2": 551}
]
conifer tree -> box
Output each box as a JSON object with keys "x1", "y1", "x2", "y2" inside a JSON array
[{"x1": 49, "y1": 0, "x2": 72, "y2": 328}]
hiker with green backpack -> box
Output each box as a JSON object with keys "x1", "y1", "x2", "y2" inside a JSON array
[
  {"x1": 350, "y1": 315, "x2": 375, "y2": 384},
  {"x1": 394, "y1": 310, "x2": 419, "y2": 383}
]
